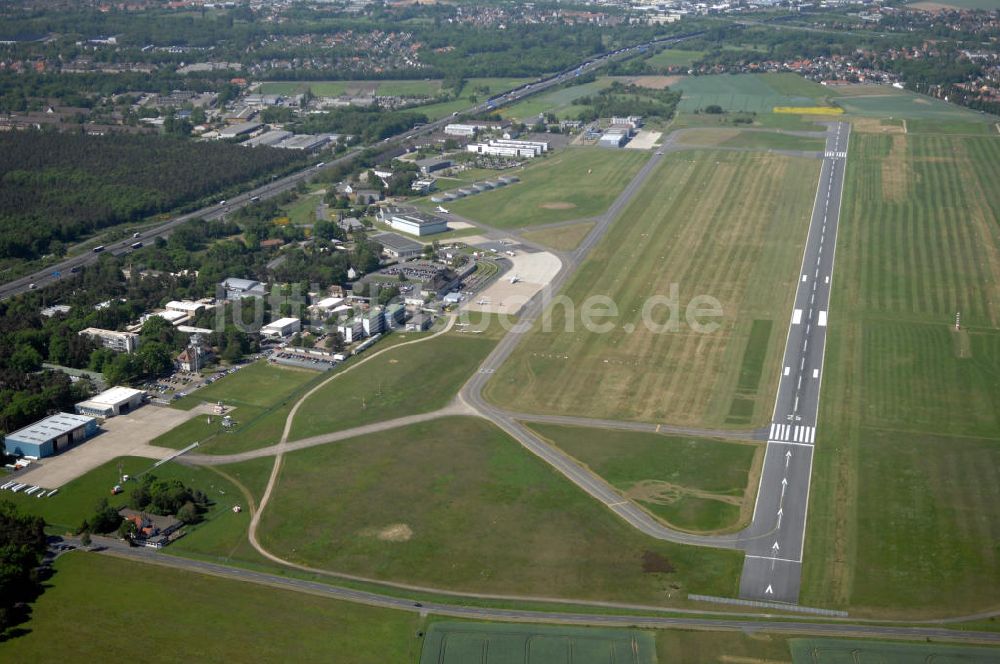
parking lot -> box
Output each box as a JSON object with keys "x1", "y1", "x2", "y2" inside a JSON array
[{"x1": 10, "y1": 403, "x2": 216, "y2": 489}]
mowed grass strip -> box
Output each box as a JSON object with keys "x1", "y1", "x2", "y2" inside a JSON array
[
  {"x1": 288, "y1": 327, "x2": 499, "y2": 440},
  {"x1": 0, "y1": 554, "x2": 422, "y2": 663},
  {"x1": 529, "y1": 423, "x2": 761, "y2": 533},
  {"x1": 486, "y1": 150, "x2": 821, "y2": 427},
  {"x1": 445, "y1": 148, "x2": 649, "y2": 229},
  {"x1": 521, "y1": 221, "x2": 596, "y2": 251},
  {"x1": 259, "y1": 416, "x2": 744, "y2": 603},
  {"x1": 801, "y1": 132, "x2": 1000, "y2": 617}
]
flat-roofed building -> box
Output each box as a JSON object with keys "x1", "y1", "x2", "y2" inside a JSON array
[
  {"x1": 79, "y1": 327, "x2": 140, "y2": 353},
  {"x1": 260, "y1": 317, "x2": 301, "y2": 338},
  {"x1": 4, "y1": 412, "x2": 99, "y2": 459},
  {"x1": 75, "y1": 386, "x2": 145, "y2": 418},
  {"x1": 218, "y1": 121, "x2": 263, "y2": 139},
  {"x1": 444, "y1": 123, "x2": 479, "y2": 137},
  {"x1": 374, "y1": 233, "x2": 423, "y2": 259},
  {"x1": 378, "y1": 208, "x2": 448, "y2": 237}
]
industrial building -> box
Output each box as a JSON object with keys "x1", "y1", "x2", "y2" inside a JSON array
[
  {"x1": 260, "y1": 317, "x2": 302, "y2": 338},
  {"x1": 220, "y1": 277, "x2": 268, "y2": 300},
  {"x1": 218, "y1": 121, "x2": 263, "y2": 139},
  {"x1": 3, "y1": 412, "x2": 99, "y2": 459},
  {"x1": 244, "y1": 129, "x2": 292, "y2": 147},
  {"x1": 599, "y1": 128, "x2": 630, "y2": 148},
  {"x1": 444, "y1": 123, "x2": 480, "y2": 137},
  {"x1": 78, "y1": 327, "x2": 140, "y2": 353},
  {"x1": 379, "y1": 208, "x2": 449, "y2": 237},
  {"x1": 466, "y1": 139, "x2": 549, "y2": 158},
  {"x1": 275, "y1": 134, "x2": 332, "y2": 151},
  {"x1": 74, "y1": 386, "x2": 146, "y2": 418},
  {"x1": 415, "y1": 157, "x2": 451, "y2": 176},
  {"x1": 374, "y1": 233, "x2": 424, "y2": 259}
]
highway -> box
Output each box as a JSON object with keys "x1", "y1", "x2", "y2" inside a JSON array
[{"x1": 0, "y1": 31, "x2": 700, "y2": 302}]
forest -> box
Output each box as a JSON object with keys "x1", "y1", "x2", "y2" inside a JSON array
[{"x1": 0, "y1": 131, "x2": 304, "y2": 261}]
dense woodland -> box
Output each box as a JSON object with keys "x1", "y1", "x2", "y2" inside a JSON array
[
  {"x1": 288, "y1": 107, "x2": 428, "y2": 144},
  {"x1": 574, "y1": 81, "x2": 681, "y2": 122},
  {"x1": 0, "y1": 131, "x2": 304, "y2": 260}
]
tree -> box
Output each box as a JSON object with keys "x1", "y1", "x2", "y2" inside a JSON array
[
  {"x1": 177, "y1": 501, "x2": 199, "y2": 525},
  {"x1": 89, "y1": 498, "x2": 123, "y2": 534},
  {"x1": 0, "y1": 500, "x2": 47, "y2": 634},
  {"x1": 10, "y1": 344, "x2": 42, "y2": 374},
  {"x1": 80, "y1": 531, "x2": 92, "y2": 548}
]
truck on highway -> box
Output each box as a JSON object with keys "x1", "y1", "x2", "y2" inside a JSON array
[
  {"x1": 92, "y1": 245, "x2": 105, "y2": 253},
  {"x1": 250, "y1": 195, "x2": 260, "y2": 203},
  {"x1": 131, "y1": 241, "x2": 143, "y2": 249}
]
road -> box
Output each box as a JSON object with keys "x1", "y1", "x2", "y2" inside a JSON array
[
  {"x1": 52, "y1": 537, "x2": 1000, "y2": 645},
  {"x1": 735, "y1": 121, "x2": 850, "y2": 604}
]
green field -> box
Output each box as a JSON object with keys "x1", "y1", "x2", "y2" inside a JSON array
[
  {"x1": 801, "y1": 132, "x2": 1000, "y2": 616},
  {"x1": 673, "y1": 73, "x2": 832, "y2": 113},
  {"x1": 529, "y1": 424, "x2": 761, "y2": 533},
  {"x1": 259, "y1": 416, "x2": 744, "y2": 603},
  {"x1": 834, "y1": 88, "x2": 995, "y2": 124},
  {"x1": 647, "y1": 48, "x2": 706, "y2": 68},
  {"x1": 0, "y1": 554, "x2": 423, "y2": 663},
  {"x1": 288, "y1": 325, "x2": 499, "y2": 440},
  {"x1": 157, "y1": 362, "x2": 321, "y2": 455},
  {"x1": 789, "y1": 638, "x2": 1000, "y2": 663},
  {"x1": 676, "y1": 127, "x2": 825, "y2": 152},
  {"x1": 420, "y1": 622, "x2": 656, "y2": 664},
  {"x1": 500, "y1": 78, "x2": 613, "y2": 122},
  {"x1": 521, "y1": 221, "x2": 595, "y2": 251},
  {"x1": 486, "y1": 149, "x2": 821, "y2": 427},
  {"x1": 445, "y1": 149, "x2": 649, "y2": 229}
]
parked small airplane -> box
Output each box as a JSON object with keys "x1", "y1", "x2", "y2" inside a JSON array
[
  {"x1": 509, "y1": 274, "x2": 520, "y2": 284},
  {"x1": 436, "y1": 206, "x2": 450, "y2": 214},
  {"x1": 477, "y1": 298, "x2": 490, "y2": 305}
]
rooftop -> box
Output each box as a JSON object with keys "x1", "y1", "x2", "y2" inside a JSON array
[
  {"x1": 83, "y1": 386, "x2": 144, "y2": 406},
  {"x1": 7, "y1": 412, "x2": 96, "y2": 445},
  {"x1": 374, "y1": 232, "x2": 423, "y2": 253}
]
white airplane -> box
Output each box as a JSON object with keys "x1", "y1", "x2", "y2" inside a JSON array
[
  {"x1": 436, "y1": 206, "x2": 450, "y2": 214},
  {"x1": 477, "y1": 297, "x2": 490, "y2": 305},
  {"x1": 509, "y1": 274, "x2": 520, "y2": 284}
]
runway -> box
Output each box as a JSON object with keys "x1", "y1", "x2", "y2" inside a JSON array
[{"x1": 735, "y1": 121, "x2": 851, "y2": 603}]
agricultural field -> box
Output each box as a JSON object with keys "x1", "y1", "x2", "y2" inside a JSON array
[
  {"x1": 646, "y1": 48, "x2": 706, "y2": 68},
  {"x1": 831, "y1": 86, "x2": 996, "y2": 125},
  {"x1": 420, "y1": 622, "x2": 656, "y2": 664},
  {"x1": 288, "y1": 325, "x2": 500, "y2": 440},
  {"x1": 659, "y1": 630, "x2": 792, "y2": 661},
  {"x1": 445, "y1": 149, "x2": 649, "y2": 229},
  {"x1": 521, "y1": 221, "x2": 595, "y2": 251},
  {"x1": 801, "y1": 132, "x2": 1000, "y2": 617},
  {"x1": 258, "y1": 416, "x2": 745, "y2": 603},
  {"x1": 529, "y1": 424, "x2": 762, "y2": 533},
  {"x1": 158, "y1": 362, "x2": 321, "y2": 455},
  {"x1": 672, "y1": 73, "x2": 832, "y2": 113},
  {"x1": 486, "y1": 149, "x2": 821, "y2": 427},
  {"x1": 0, "y1": 554, "x2": 423, "y2": 663},
  {"x1": 500, "y1": 78, "x2": 613, "y2": 122}
]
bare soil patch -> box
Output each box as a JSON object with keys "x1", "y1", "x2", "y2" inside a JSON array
[
  {"x1": 361, "y1": 523, "x2": 414, "y2": 542},
  {"x1": 540, "y1": 202, "x2": 576, "y2": 210},
  {"x1": 619, "y1": 75, "x2": 683, "y2": 89}
]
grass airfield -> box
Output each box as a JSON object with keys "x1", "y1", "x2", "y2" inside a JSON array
[{"x1": 486, "y1": 148, "x2": 820, "y2": 428}]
